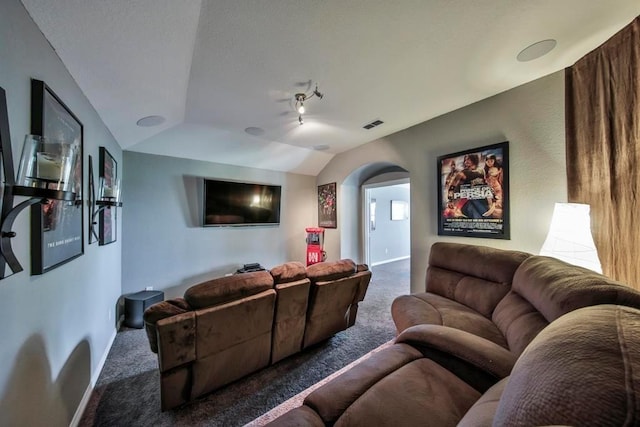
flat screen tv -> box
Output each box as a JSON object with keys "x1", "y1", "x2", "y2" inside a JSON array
[{"x1": 203, "y1": 178, "x2": 282, "y2": 226}]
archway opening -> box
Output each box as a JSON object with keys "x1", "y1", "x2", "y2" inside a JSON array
[{"x1": 339, "y1": 162, "x2": 411, "y2": 298}]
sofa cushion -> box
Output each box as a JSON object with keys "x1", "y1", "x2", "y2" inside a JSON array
[
  {"x1": 428, "y1": 242, "x2": 530, "y2": 289},
  {"x1": 306, "y1": 259, "x2": 356, "y2": 283},
  {"x1": 184, "y1": 270, "x2": 274, "y2": 309},
  {"x1": 491, "y1": 291, "x2": 549, "y2": 356},
  {"x1": 511, "y1": 256, "x2": 640, "y2": 322},
  {"x1": 270, "y1": 261, "x2": 307, "y2": 284},
  {"x1": 423, "y1": 243, "x2": 530, "y2": 319},
  {"x1": 191, "y1": 289, "x2": 276, "y2": 397},
  {"x1": 303, "y1": 275, "x2": 362, "y2": 348},
  {"x1": 272, "y1": 278, "x2": 311, "y2": 363},
  {"x1": 391, "y1": 293, "x2": 508, "y2": 348},
  {"x1": 426, "y1": 267, "x2": 511, "y2": 319},
  {"x1": 494, "y1": 305, "x2": 640, "y2": 426},
  {"x1": 304, "y1": 343, "x2": 423, "y2": 423},
  {"x1": 457, "y1": 377, "x2": 508, "y2": 427},
  {"x1": 334, "y1": 358, "x2": 481, "y2": 426}
]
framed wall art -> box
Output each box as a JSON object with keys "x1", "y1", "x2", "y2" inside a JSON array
[
  {"x1": 318, "y1": 182, "x2": 337, "y2": 228},
  {"x1": 30, "y1": 79, "x2": 84, "y2": 274},
  {"x1": 437, "y1": 141, "x2": 509, "y2": 239},
  {"x1": 390, "y1": 200, "x2": 409, "y2": 221},
  {"x1": 98, "y1": 147, "x2": 117, "y2": 245}
]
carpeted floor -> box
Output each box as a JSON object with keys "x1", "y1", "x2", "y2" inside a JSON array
[{"x1": 79, "y1": 259, "x2": 410, "y2": 427}]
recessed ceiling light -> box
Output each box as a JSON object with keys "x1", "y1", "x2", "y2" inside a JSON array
[
  {"x1": 517, "y1": 39, "x2": 557, "y2": 62},
  {"x1": 136, "y1": 115, "x2": 165, "y2": 127},
  {"x1": 313, "y1": 144, "x2": 330, "y2": 151},
  {"x1": 244, "y1": 127, "x2": 265, "y2": 136}
]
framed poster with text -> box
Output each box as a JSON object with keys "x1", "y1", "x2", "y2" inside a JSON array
[
  {"x1": 30, "y1": 79, "x2": 84, "y2": 274},
  {"x1": 437, "y1": 141, "x2": 509, "y2": 239}
]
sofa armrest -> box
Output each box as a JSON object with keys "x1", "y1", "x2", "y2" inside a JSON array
[
  {"x1": 143, "y1": 298, "x2": 191, "y2": 353},
  {"x1": 396, "y1": 324, "x2": 516, "y2": 392},
  {"x1": 156, "y1": 311, "x2": 197, "y2": 372}
]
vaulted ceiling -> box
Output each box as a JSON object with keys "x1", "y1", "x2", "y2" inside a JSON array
[{"x1": 20, "y1": 0, "x2": 640, "y2": 175}]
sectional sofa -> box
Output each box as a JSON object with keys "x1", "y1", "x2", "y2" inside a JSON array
[
  {"x1": 143, "y1": 259, "x2": 371, "y2": 410},
  {"x1": 267, "y1": 242, "x2": 640, "y2": 426}
]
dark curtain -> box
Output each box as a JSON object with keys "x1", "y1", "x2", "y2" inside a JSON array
[{"x1": 565, "y1": 16, "x2": 640, "y2": 288}]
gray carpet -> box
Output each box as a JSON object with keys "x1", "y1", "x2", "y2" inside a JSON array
[{"x1": 79, "y1": 259, "x2": 410, "y2": 427}]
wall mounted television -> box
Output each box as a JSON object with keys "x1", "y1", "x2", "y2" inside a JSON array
[{"x1": 203, "y1": 178, "x2": 282, "y2": 226}]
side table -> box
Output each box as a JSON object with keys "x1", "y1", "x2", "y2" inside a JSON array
[{"x1": 124, "y1": 290, "x2": 164, "y2": 328}]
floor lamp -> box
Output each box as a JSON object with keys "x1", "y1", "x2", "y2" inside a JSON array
[{"x1": 539, "y1": 202, "x2": 603, "y2": 274}]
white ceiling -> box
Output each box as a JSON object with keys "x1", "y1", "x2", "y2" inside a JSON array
[{"x1": 20, "y1": 0, "x2": 640, "y2": 176}]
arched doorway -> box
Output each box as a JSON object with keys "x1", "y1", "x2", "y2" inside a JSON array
[
  {"x1": 337, "y1": 162, "x2": 411, "y2": 297},
  {"x1": 363, "y1": 179, "x2": 410, "y2": 267}
]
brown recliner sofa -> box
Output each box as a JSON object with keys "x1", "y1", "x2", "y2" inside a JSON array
[
  {"x1": 143, "y1": 259, "x2": 371, "y2": 410},
  {"x1": 269, "y1": 304, "x2": 640, "y2": 426},
  {"x1": 266, "y1": 242, "x2": 640, "y2": 426}
]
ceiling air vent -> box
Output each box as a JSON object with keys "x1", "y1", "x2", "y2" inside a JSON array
[{"x1": 363, "y1": 119, "x2": 384, "y2": 130}]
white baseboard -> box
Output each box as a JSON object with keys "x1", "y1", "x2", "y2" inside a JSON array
[
  {"x1": 70, "y1": 328, "x2": 117, "y2": 427},
  {"x1": 370, "y1": 255, "x2": 410, "y2": 267}
]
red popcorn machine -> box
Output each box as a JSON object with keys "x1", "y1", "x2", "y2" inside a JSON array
[{"x1": 305, "y1": 227, "x2": 326, "y2": 266}]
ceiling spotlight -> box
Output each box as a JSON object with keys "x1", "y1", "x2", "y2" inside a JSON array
[
  {"x1": 294, "y1": 83, "x2": 323, "y2": 125},
  {"x1": 297, "y1": 100, "x2": 305, "y2": 114}
]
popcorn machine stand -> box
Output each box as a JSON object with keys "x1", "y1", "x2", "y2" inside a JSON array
[{"x1": 305, "y1": 227, "x2": 326, "y2": 266}]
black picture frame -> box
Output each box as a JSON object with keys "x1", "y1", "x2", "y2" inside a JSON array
[
  {"x1": 437, "y1": 141, "x2": 510, "y2": 239},
  {"x1": 318, "y1": 182, "x2": 337, "y2": 229},
  {"x1": 98, "y1": 147, "x2": 117, "y2": 245},
  {"x1": 0, "y1": 87, "x2": 17, "y2": 278},
  {"x1": 30, "y1": 79, "x2": 84, "y2": 274}
]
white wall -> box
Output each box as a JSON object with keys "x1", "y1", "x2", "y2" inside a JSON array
[
  {"x1": 0, "y1": 0, "x2": 122, "y2": 425},
  {"x1": 121, "y1": 151, "x2": 316, "y2": 298},
  {"x1": 319, "y1": 71, "x2": 566, "y2": 293}
]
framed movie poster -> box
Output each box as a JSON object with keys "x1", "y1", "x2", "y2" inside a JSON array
[
  {"x1": 318, "y1": 182, "x2": 337, "y2": 228},
  {"x1": 437, "y1": 141, "x2": 509, "y2": 239},
  {"x1": 30, "y1": 79, "x2": 84, "y2": 274},
  {"x1": 98, "y1": 147, "x2": 117, "y2": 245}
]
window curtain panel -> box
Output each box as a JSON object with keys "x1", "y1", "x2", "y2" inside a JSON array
[{"x1": 565, "y1": 16, "x2": 639, "y2": 288}]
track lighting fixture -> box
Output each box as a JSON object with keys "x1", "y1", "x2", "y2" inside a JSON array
[{"x1": 294, "y1": 83, "x2": 324, "y2": 125}]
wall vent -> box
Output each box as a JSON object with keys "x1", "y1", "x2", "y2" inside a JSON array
[{"x1": 363, "y1": 119, "x2": 384, "y2": 130}]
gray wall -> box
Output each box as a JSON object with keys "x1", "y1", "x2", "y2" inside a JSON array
[
  {"x1": 0, "y1": 0, "x2": 122, "y2": 425},
  {"x1": 368, "y1": 185, "x2": 411, "y2": 265},
  {"x1": 319, "y1": 71, "x2": 566, "y2": 293},
  {"x1": 121, "y1": 152, "x2": 316, "y2": 298}
]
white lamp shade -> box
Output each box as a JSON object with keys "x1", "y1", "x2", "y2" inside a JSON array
[{"x1": 540, "y1": 203, "x2": 602, "y2": 273}]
